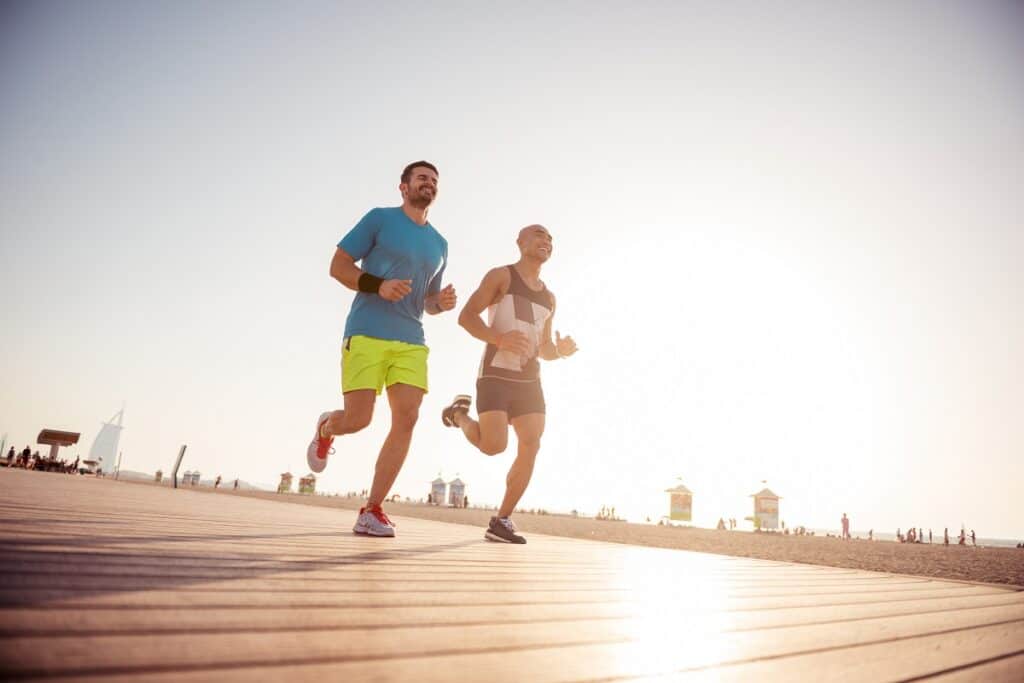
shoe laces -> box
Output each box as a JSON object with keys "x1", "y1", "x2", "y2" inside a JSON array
[
  {"x1": 497, "y1": 517, "x2": 516, "y2": 532},
  {"x1": 367, "y1": 506, "x2": 394, "y2": 527}
]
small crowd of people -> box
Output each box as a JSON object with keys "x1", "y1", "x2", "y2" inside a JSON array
[
  {"x1": 896, "y1": 526, "x2": 976, "y2": 546},
  {"x1": 4, "y1": 445, "x2": 83, "y2": 474}
]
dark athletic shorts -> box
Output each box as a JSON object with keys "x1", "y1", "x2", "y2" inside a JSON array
[{"x1": 476, "y1": 377, "x2": 545, "y2": 418}]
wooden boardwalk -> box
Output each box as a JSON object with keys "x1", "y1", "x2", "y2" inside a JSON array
[{"x1": 0, "y1": 468, "x2": 1022, "y2": 682}]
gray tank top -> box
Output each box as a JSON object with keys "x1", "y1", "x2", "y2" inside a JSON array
[{"x1": 478, "y1": 266, "x2": 554, "y2": 382}]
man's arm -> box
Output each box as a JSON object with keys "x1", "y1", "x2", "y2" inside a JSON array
[
  {"x1": 537, "y1": 293, "x2": 578, "y2": 361},
  {"x1": 537, "y1": 297, "x2": 559, "y2": 360},
  {"x1": 329, "y1": 247, "x2": 411, "y2": 302},
  {"x1": 425, "y1": 284, "x2": 457, "y2": 315},
  {"x1": 458, "y1": 268, "x2": 529, "y2": 355},
  {"x1": 423, "y1": 248, "x2": 455, "y2": 315},
  {"x1": 329, "y1": 247, "x2": 364, "y2": 290}
]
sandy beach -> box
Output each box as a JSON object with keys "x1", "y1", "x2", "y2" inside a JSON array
[{"x1": 178, "y1": 484, "x2": 1024, "y2": 588}]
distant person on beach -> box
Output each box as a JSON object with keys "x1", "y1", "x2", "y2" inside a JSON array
[
  {"x1": 971, "y1": 529, "x2": 976, "y2": 546},
  {"x1": 841, "y1": 513, "x2": 850, "y2": 540},
  {"x1": 214, "y1": 475, "x2": 221, "y2": 489},
  {"x1": 5, "y1": 447, "x2": 13, "y2": 465},
  {"x1": 929, "y1": 529, "x2": 932, "y2": 544},
  {"x1": 868, "y1": 529, "x2": 873, "y2": 541},
  {"x1": 306, "y1": 161, "x2": 455, "y2": 538},
  {"x1": 959, "y1": 528, "x2": 966, "y2": 545},
  {"x1": 944, "y1": 527, "x2": 949, "y2": 545},
  {"x1": 441, "y1": 225, "x2": 577, "y2": 544}
]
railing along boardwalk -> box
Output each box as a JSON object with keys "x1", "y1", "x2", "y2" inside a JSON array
[{"x1": 0, "y1": 468, "x2": 1021, "y2": 681}]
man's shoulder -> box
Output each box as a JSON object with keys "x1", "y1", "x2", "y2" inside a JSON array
[{"x1": 371, "y1": 206, "x2": 402, "y2": 221}]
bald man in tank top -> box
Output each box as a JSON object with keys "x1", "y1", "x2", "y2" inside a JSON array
[{"x1": 442, "y1": 225, "x2": 578, "y2": 544}]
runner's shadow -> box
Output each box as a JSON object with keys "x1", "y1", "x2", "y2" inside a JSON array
[{"x1": 0, "y1": 533, "x2": 482, "y2": 610}]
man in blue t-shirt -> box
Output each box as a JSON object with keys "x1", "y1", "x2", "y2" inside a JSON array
[{"x1": 306, "y1": 160, "x2": 456, "y2": 537}]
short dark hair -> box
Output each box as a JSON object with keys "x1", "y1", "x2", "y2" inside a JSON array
[{"x1": 401, "y1": 160, "x2": 439, "y2": 184}]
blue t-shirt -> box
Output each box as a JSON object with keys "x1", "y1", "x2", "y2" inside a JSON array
[{"x1": 338, "y1": 206, "x2": 448, "y2": 346}]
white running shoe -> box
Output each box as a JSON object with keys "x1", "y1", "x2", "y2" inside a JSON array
[
  {"x1": 353, "y1": 506, "x2": 396, "y2": 537},
  {"x1": 306, "y1": 411, "x2": 334, "y2": 474}
]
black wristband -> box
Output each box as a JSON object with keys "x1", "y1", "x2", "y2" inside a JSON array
[{"x1": 358, "y1": 273, "x2": 385, "y2": 294}]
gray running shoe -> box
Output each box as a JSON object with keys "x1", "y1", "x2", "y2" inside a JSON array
[
  {"x1": 442, "y1": 394, "x2": 472, "y2": 427},
  {"x1": 485, "y1": 516, "x2": 526, "y2": 544},
  {"x1": 353, "y1": 506, "x2": 396, "y2": 537}
]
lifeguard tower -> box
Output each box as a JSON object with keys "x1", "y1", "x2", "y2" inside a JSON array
[
  {"x1": 299, "y1": 473, "x2": 316, "y2": 495},
  {"x1": 430, "y1": 477, "x2": 446, "y2": 505},
  {"x1": 448, "y1": 477, "x2": 465, "y2": 507},
  {"x1": 664, "y1": 482, "x2": 693, "y2": 522},
  {"x1": 750, "y1": 488, "x2": 781, "y2": 530},
  {"x1": 278, "y1": 472, "x2": 293, "y2": 494}
]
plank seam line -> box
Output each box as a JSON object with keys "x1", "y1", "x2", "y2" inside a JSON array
[
  {"x1": 591, "y1": 617, "x2": 1024, "y2": 681},
  {"x1": 2, "y1": 589, "x2": 1011, "y2": 612},
  {"x1": 896, "y1": 647, "x2": 1024, "y2": 682}
]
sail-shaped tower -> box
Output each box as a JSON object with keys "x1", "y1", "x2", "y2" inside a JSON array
[{"x1": 86, "y1": 409, "x2": 124, "y2": 474}]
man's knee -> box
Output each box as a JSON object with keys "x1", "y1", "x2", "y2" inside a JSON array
[
  {"x1": 519, "y1": 436, "x2": 541, "y2": 454},
  {"x1": 479, "y1": 437, "x2": 508, "y2": 456},
  {"x1": 391, "y1": 405, "x2": 420, "y2": 432}
]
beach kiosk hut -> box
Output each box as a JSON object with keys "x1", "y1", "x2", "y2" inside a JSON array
[
  {"x1": 183, "y1": 470, "x2": 193, "y2": 486},
  {"x1": 190, "y1": 471, "x2": 201, "y2": 486},
  {"x1": 299, "y1": 473, "x2": 316, "y2": 495},
  {"x1": 750, "y1": 488, "x2": 781, "y2": 530},
  {"x1": 430, "y1": 477, "x2": 446, "y2": 505},
  {"x1": 664, "y1": 483, "x2": 693, "y2": 522},
  {"x1": 154, "y1": 469, "x2": 163, "y2": 483},
  {"x1": 278, "y1": 472, "x2": 293, "y2": 494},
  {"x1": 448, "y1": 477, "x2": 466, "y2": 507},
  {"x1": 37, "y1": 429, "x2": 80, "y2": 463}
]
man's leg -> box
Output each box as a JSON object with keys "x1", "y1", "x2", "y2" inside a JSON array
[
  {"x1": 367, "y1": 383, "x2": 424, "y2": 508},
  {"x1": 323, "y1": 389, "x2": 376, "y2": 437},
  {"x1": 497, "y1": 413, "x2": 545, "y2": 518},
  {"x1": 454, "y1": 410, "x2": 509, "y2": 456}
]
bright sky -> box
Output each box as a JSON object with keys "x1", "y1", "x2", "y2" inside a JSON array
[{"x1": 2, "y1": 1, "x2": 1022, "y2": 538}]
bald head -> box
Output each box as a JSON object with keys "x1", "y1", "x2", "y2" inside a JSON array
[
  {"x1": 517, "y1": 224, "x2": 550, "y2": 244},
  {"x1": 517, "y1": 224, "x2": 553, "y2": 261}
]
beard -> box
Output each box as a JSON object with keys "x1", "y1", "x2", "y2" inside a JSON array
[{"x1": 407, "y1": 186, "x2": 435, "y2": 209}]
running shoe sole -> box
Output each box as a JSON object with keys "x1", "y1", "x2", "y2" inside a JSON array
[{"x1": 442, "y1": 394, "x2": 472, "y2": 427}]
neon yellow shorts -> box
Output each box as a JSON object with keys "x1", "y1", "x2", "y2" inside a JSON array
[{"x1": 341, "y1": 335, "x2": 429, "y2": 395}]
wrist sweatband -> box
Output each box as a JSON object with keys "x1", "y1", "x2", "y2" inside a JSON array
[{"x1": 358, "y1": 273, "x2": 384, "y2": 294}]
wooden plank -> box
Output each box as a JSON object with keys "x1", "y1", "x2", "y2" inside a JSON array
[
  {"x1": 13, "y1": 612, "x2": 1024, "y2": 682},
  {"x1": 679, "y1": 620, "x2": 1024, "y2": 681},
  {"x1": 1, "y1": 591, "x2": 1021, "y2": 637},
  {"x1": 0, "y1": 584, "x2": 1005, "y2": 610},
  {"x1": 0, "y1": 572, "x2": 945, "y2": 595},
  {"x1": 922, "y1": 651, "x2": 1024, "y2": 682}
]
